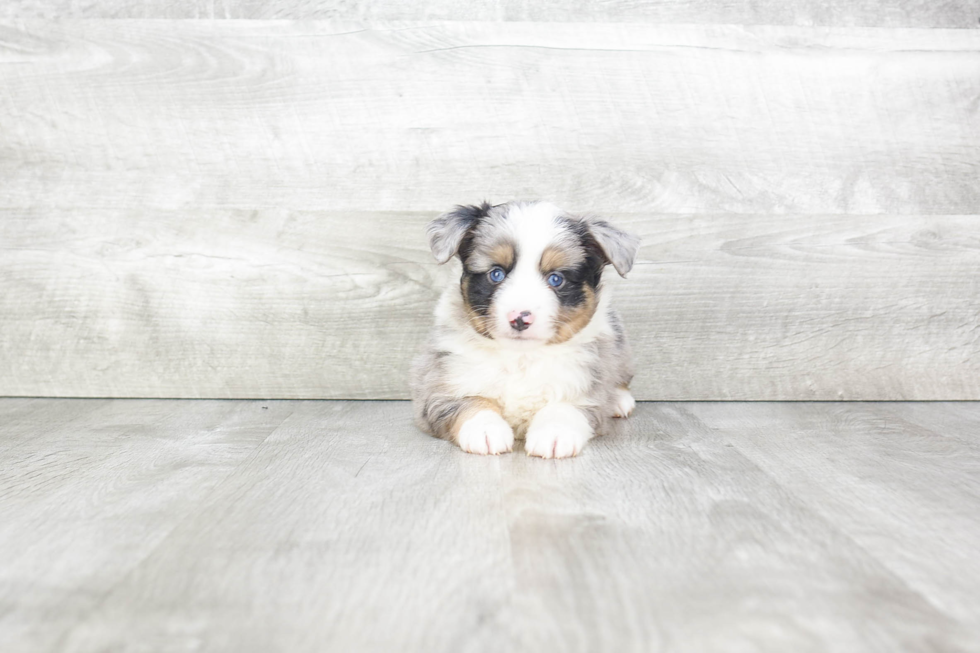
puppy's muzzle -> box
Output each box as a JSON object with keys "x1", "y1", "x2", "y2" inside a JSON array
[{"x1": 508, "y1": 310, "x2": 534, "y2": 332}]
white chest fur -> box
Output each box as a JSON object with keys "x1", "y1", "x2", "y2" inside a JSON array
[
  {"x1": 445, "y1": 340, "x2": 599, "y2": 430},
  {"x1": 435, "y1": 295, "x2": 614, "y2": 431},
  {"x1": 433, "y1": 285, "x2": 615, "y2": 432}
]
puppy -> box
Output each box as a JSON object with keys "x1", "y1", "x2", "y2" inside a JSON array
[{"x1": 410, "y1": 200, "x2": 639, "y2": 458}]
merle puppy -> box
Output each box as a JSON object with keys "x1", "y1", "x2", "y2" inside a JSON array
[{"x1": 411, "y1": 200, "x2": 639, "y2": 458}]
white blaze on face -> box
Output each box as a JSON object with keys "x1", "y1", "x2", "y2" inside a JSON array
[{"x1": 491, "y1": 202, "x2": 564, "y2": 344}]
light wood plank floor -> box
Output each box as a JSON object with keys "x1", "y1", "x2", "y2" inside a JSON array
[{"x1": 1, "y1": 399, "x2": 978, "y2": 652}]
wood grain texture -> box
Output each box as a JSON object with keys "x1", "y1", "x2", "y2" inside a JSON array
[
  {"x1": 877, "y1": 401, "x2": 980, "y2": 447},
  {"x1": 2, "y1": 20, "x2": 978, "y2": 399},
  {"x1": 3, "y1": 1, "x2": 978, "y2": 27},
  {"x1": 0, "y1": 399, "x2": 295, "y2": 653},
  {"x1": 1, "y1": 21, "x2": 979, "y2": 215},
  {"x1": 2, "y1": 209, "x2": 978, "y2": 400},
  {"x1": 0, "y1": 398, "x2": 111, "y2": 453},
  {"x1": 1, "y1": 399, "x2": 978, "y2": 652},
  {"x1": 693, "y1": 402, "x2": 980, "y2": 626}
]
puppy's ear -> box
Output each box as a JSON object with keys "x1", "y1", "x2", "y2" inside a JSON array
[
  {"x1": 586, "y1": 218, "x2": 641, "y2": 277},
  {"x1": 426, "y1": 202, "x2": 490, "y2": 264}
]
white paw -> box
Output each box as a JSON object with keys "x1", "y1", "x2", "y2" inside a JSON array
[
  {"x1": 612, "y1": 387, "x2": 635, "y2": 418},
  {"x1": 457, "y1": 410, "x2": 514, "y2": 455},
  {"x1": 524, "y1": 404, "x2": 593, "y2": 459}
]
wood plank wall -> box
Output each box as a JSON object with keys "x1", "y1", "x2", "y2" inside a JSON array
[
  {"x1": 1, "y1": 8, "x2": 978, "y2": 399},
  {"x1": 3, "y1": 2, "x2": 977, "y2": 27}
]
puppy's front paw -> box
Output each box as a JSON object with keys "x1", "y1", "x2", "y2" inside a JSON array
[
  {"x1": 612, "y1": 387, "x2": 635, "y2": 418},
  {"x1": 525, "y1": 404, "x2": 593, "y2": 459},
  {"x1": 457, "y1": 410, "x2": 514, "y2": 455}
]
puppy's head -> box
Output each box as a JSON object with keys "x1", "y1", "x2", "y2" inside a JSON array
[{"x1": 428, "y1": 201, "x2": 639, "y2": 345}]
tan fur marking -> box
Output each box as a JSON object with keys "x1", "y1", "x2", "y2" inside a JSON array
[
  {"x1": 550, "y1": 285, "x2": 598, "y2": 344},
  {"x1": 488, "y1": 242, "x2": 515, "y2": 269},
  {"x1": 466, "y1": 238, "x2": 516, "y2": 273},
  {"x1": 539, "y1": 246, "x2": 572, "y2": 274},
  {"x1": 460, "y1": 276, "x2": 494, "y2": 338},
  {"x1": 450, "y1": 397, "x2": 504, "y2": 440},
  {"x1": 460, "y1": 240, "x2": 512, "y2": 339}
]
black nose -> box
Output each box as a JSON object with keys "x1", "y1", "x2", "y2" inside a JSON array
[{"x1": 510, "y1": 311, "x2": 532, "y2": 332}]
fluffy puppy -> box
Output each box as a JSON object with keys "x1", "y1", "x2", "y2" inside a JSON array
[{"x1": 410, "y1": 200, "x2": 639, "y2": 458}]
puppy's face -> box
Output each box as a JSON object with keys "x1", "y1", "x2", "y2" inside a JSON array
[{"x1": 428, "y1": 201, "x2": 639, "y2": 346}]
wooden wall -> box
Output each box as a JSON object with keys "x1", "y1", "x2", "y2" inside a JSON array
[
  {"x1": 1, "y1": 9, "x2": 978, "y2": 399},
  {"x1": 3, "y1": 2, "x2": 977, "y2": 27}
]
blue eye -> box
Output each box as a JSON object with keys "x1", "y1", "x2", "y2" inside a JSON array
[
  {"x1": 547, "y1": 273, "x2": 564, "y2": 288},
  {"x1": 488, "y1": 267, "x2": 506, "y2": 283}
]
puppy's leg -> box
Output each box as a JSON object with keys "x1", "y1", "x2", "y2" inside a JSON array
[
  {"x1": 612, "y1": 386, "x2": 635, "y2": 418},
  {"x1": 525, "y1": 402, "x2": 593, "y2": 459},
  {"x1": 455, "y1": 401, "x2": 514, "y2": 455},
  {"x1": 423, "y1": 396, "x2": 513, "y2": 455}
]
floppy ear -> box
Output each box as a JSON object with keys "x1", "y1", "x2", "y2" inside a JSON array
[
  {"x1": 586, "y1": 218, "x2": 641, "y2": 277},
  {"x1": 426, "y1": 202, "x2": 491, "y2": 264}
]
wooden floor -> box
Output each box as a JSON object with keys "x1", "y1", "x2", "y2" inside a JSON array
[{"x1": 1, "y1": 399, "x2": 978, "y2": 652}]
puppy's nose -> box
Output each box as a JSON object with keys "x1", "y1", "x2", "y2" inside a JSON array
[{"x1": 508, "y1": 310, "x2": 534, "y2": 332}]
